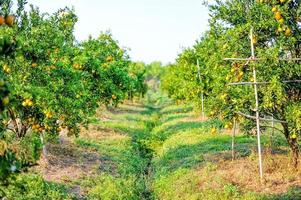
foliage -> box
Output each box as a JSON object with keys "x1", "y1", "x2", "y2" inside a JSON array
[
  {"x1": 0, "y1": 173, "x2": 71, "y2": 200},
  {"x1": 128, "y1": 62, "x2": 148, "y2": 99},
  {"x1": 0, "y1": 0, "x2": 144, "y2": 182},
  {"x1": 161, "y1": 0, "x2": 301, "y2": 165}
]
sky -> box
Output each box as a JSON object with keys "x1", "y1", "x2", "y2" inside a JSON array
[{"x1": 27, "y1": 0, "x2": 210, "y2": 64}]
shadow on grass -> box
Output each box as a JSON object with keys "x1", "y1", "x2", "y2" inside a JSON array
[
  {"x1": 160, "y1": 106, "x2": 193, "y2": 116},
  {"x1": 76, "y1": 137, "x2": 147, "y2": 177},
  {"x1": 161, "y1": 113, "x2": 191, "y2": 124},
  {"x1": 153, "y1": 135, "x2": 256, "y2": 176},
  {"x1": 153, "y1": 120, "x2": 223, "y2": 141},
  {"x1": 107, "y1": 107, "x2": 145, "y2": 115}
]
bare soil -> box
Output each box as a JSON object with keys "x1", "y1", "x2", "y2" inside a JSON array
[{"x1": 198, "y1": 151, "x2": 301, "y2": 196}]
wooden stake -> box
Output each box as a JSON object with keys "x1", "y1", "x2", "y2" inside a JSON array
[
  {"x1": 201, "y1": 92, "x2": 205, "y2": 120},
  {"x1": 232, "y1": 118, "x2": 237, "y2": 161},
  {"x1": 40, "y1": 131, "x2": 48, "y2": 164},
  {"x1": 224, "y1": 57, "x2": 301, "y2": 61},
  {"x1": 228, "y1": 80, "x2": 301, "y2": 86},
  {"x1": 251, "y1": 28, "x2": 263, "y2": 180},
  {"x1": 235, "y1": 111, "x2": 287, "y2": 123},
  {"x1": 270, "y1": 116, "x2": 274, "y2": 153}
]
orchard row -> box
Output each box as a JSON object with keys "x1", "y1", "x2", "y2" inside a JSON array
[
  {"x1": 161, "y1": 0, "x2": 301, "y2": 166},
  {"x1": 0, "y1": 0, "x2": 147, "y2": 181}
]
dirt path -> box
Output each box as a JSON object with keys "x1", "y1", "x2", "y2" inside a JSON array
[{"x1": 34, "y1": 103, "x2": 159, "y2": 199}]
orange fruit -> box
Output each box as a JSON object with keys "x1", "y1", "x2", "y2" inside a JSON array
[
  {"x1": 285, "y1": 28, "x2": 292, "y2": 36},
  {"x1": 274, "y1": 12, "x2": 282, "y2": 21},
  {"x1": 0, "y1": 16, "x2": 5, "y2": 25},
  {"x1": 106, "y1": 55, "x2": 113, "y2": 62},
  {"x1": 5, "y1": 15, "x2": 14, "y2": 27},
  {"x1": 277, "y1": 27, "x2": 283, "y2": 33},
  {"x1": 252, "y1": 36, "x2": 257, "y2": 44},
  {"x1": 2, "y1": 96, "x2": 9, "y2": 105},
  {"x1": 272, "y1": 7, "x2": 277, "y2": 12}
]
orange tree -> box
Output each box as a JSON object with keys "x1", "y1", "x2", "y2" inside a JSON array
[
  {"x1": 0, "y1": 0, "x2": 141, "y2": 181},
  {"x1": 161, "y1": 49, "x2": 199, "y2": 102},
  {"x1": 76, "y1": 33, "x2": 135, "y2": 107},
  {"x1": 128, "y1": 62, "x2": 148, "y2": 100},
  {"x1": 162, "y1": 0, "x2": 301, "y2": 167}
]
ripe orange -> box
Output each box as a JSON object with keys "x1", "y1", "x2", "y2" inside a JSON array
[
  {"x1": 45, "y1": 112, "x2": 53, "y2": 119},
  {"x1": 2, "y1": 96, "x2": 9, "y2": 105},
  {"x1": 277, "y1": 27, "x2": 283, "y2": 33},
  {"x1": 252, "y1": 36, "x2": 257, "y2": 44},
  {"x1": 106, "y1": 55, "x2": 113, "y2": 62},
  {"x1": 0, "y1": 16, "x2": 5, "y2": 25},
  {"x1": 274, "y1": 12, "x2": 282, "y2": 21},
  {"x1": 285, "y1": 28, "x2": 292, "y2": 36},
  {"x1": 22, "y1": 99, "x2": 33, "y2": 107},
  {"x1": 5, "y1": 15, "x2": 14, "y2": 27},
  {"x1": 3, "y1": 64, "x2": 11, "y2": 73},
  {"x1": 272, "y1": 7, "x2": 277, "y2": 12}
]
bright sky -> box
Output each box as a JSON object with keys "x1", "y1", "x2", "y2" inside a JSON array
[{"x1": 27, "y1": 0, "x2": 209, "y2": 64}]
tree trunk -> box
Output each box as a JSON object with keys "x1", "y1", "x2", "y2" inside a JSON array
[{"x1": 282, "y1": 123, "x2": 299, "y2": 168}]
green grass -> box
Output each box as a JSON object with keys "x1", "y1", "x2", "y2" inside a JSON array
[
  {"x1": 1, "y1": 173, "x2": 72, "y2": 200},
  {"x1": 152, "y1": 132, "x2": 256, "y2": 176},
  {"x1": 146, "y1": 103, "x2": 292, "y2": 200},
  {"x1": 2, "y1": 101, "x2": 295, "y2": 199},
  {"x1": 74, "y1": 103, "x2": 157, "y2": 199}
]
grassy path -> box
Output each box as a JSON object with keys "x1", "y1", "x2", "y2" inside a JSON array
[{"x1": 5, "y1": 101, "x2": 301, "y2": 199}]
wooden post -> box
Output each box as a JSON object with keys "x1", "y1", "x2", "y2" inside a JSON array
[
  {"x1": 232, "y1": 118, "x2": 237, "y2": 161},
  {"x1": 201, "y1": 92, "x2": 205, "y2": 121},
  {"x1": 270, "y1": 116, "x2": 274, "y2": 153},
  {"x1": 250, "y1": 28, "x2": 263, "y2": 180},
  {"x1": 40, "y1": 131, "x2": 48, "y2": 164}
]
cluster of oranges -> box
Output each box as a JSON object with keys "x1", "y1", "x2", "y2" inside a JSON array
[
  {"x1": 231, "y1": 63, "x2": 244, "y2": 82},
  {"x1": 73, "y1": 63, "x2": 83, "y2": 70},
  {"x1": 22, "y1": 99, "x2": 33, "y2": 107},
  {"x1": 0, "y1": 15, "x2": 14, "y2": 27},
  {"x1": 272, "y1": 6, "x2": 292, "y2": 36},
  {"x1": 2, "y1": 64, "x2": 10, "y2": 73},
  {"x1": 44, "y1": 111, "x2": 53, "y2": 119},
  {"x1": 45, "y1": 65, "x2": 56, "y2": 72},
  {"x1": 26, "y1": 117, "x2": 43, "y2": 132},
  {"x1": 106, "y1": 55, "x2": 114, "y2": 62},
  {"x1": 31, "y1": 63, "x2": 38, "y2": 68},
  {"x1": 27, "y1": 117, "x2": 64, "y2": 133},
  {"x1": 32, "y1": 123, "x2": 44, "y2": 132}
]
